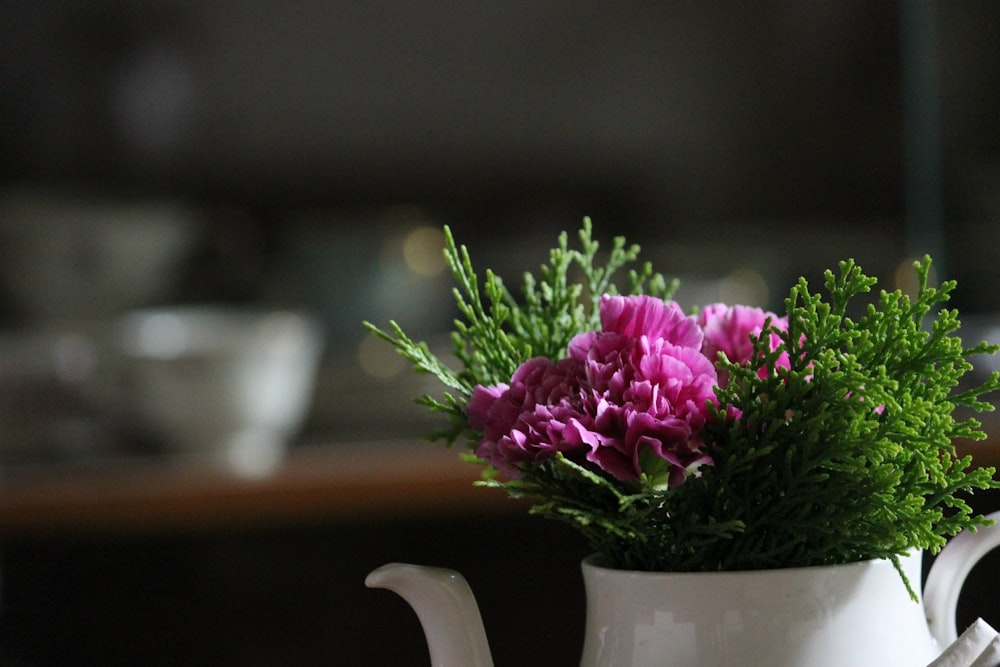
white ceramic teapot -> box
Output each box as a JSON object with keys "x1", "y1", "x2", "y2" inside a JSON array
[{"x1": 367, "y1": 510, "x2": 1000, "y2": 667}]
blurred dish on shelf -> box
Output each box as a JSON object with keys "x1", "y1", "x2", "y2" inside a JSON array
[{"x1": 115, "y1": 306, "x2": 325, "y2": 477}]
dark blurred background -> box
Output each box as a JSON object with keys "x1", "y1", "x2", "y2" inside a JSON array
[
  {"x1": 3, "y1": 1, "x2": 1000, "y2": 309},
  {"x1": 0, "y1": 2, "x2": 998, "y2": 665}
]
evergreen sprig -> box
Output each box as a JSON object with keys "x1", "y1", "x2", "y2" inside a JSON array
[
  {"x1": 365, "y1": 218, "x2": 676, "y2": 445},
  {"x1": 366, "y1": 223, "x2": 1000, "y2": 583}
]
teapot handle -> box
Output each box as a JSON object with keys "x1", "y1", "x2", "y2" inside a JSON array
[{"x1": 924, "y1": 509, "x2": 1000, "y2": 646}]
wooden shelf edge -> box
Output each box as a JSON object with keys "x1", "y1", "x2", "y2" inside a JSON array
[{"x1": 0, "y1": 440, "x2": 523, "y2": 538}]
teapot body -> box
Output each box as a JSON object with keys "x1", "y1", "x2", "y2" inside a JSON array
[{"x1": 580, "y1": 553, "x2": 936, "y2": 667}]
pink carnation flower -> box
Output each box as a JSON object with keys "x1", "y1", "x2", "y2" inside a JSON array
[
  {"x1": 468, "y1": 294, "x2": 717, "y2": 486},
  {"x1": 698, "y1": 303, "x2": 789, "y2": 386},
  {"x1": 467, "y1": 356, "x2": 589, "y2": 477},
  {"x1": 578, "y1": 333, "x2": 717, "y2": 484}
]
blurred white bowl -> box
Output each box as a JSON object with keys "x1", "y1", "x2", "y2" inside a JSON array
[{"x1": 116, "y1": 307, "x2": 324, "y2": 476}]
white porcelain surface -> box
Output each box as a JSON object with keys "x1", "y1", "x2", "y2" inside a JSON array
[
  {"x1": 366, "y1": 563, "x2": 494, "y2": 667},
  {"x1": 581, "y1": 554, "x2": 934, "y2": 667},
  {"x1": 926, "y1": 511, "x2": 1000, "y2": 645}
]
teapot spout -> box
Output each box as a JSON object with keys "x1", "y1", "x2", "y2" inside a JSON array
[{"x1": 366, "y1": 563, "x2": 494, "y2": 667}]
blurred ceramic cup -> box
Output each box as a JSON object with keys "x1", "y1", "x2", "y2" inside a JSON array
[{"x1": 116, "y1": 307, "x2": 324, "y2": 476}]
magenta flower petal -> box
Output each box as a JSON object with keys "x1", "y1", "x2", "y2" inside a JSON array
[
  {"x1": 467, "y1": 384, "x2": 507, "y2": 431},
  {"x1": 600, "y1": 295, "x2": 703, "y2": 348},
  {"x1": 698, "y1": 303, "x2": 789, "y2": 385}
]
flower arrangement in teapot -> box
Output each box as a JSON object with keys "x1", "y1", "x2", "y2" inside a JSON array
[{"x1": 365, "y1": 218, "x2": 1000, "y2": 587}]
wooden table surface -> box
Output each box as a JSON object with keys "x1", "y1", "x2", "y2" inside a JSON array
[{"x1": 0, "y1": 439, "x2": 518, "y2": 538}]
